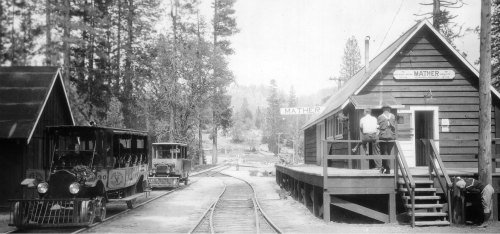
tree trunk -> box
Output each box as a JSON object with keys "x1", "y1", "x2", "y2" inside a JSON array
[
  {"x1": 169, "y1": 0, "x2": 178, "y2": 142},
  {"x1": 212, "y1": 124, "x2": 217, "y2": 164},
  {"x1": 45, "y1": 0, "x2": 52, "y2": 65},
  {"x1": 212, "y1": 0, "x2": 218, "y2": 165},
  {"x1": 63, "y1": 0, "x2": 70, "y2": 85},
  {"x1": 87, "y1": 0, "x2": 95, "y2": 109},
  {"x1": 115, "y1": 0, "x2": 121, "y2": 95},
  {"x1": 196, "y1": 10, "x2": 204, "y2": 165},
  {"x1": 432, "y1": 0, "x2": 441, "y2": 31},
  {"x1": 479, "y1": 0, "x2": 492, "y2": 185},
  {"x1": 123, "y1": 0, "x2": 134, "y2": 128}
]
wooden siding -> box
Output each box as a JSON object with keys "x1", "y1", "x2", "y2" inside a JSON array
[
  {"x1": 361, "y1": 27, "x2": 498, "y2": 168},
  {"x1": 30, "y1": 78, "x2": 73, "y2": 169},
  {"x1": 0, "y1": 77, "x2": 73, "y2": 204},
  {"x1": 304, "y1": 126, "x2": 317, "y2": 164}
]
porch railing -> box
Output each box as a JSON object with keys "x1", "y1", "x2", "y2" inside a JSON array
[
  {"x1": 394, "y1": 141, "x2": 416, "y2": 227},
  {"x1": 422, "y1": 139, "x2": 452, "y2": 224},
  {"x1": 321, "y1": 139, "x2": 416, "y2": 226}
]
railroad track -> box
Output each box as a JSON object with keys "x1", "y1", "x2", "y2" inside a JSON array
[
  {"x1": 189, "y1": 171, "x2": 282, "y2": 234},
  {"x1": 191, "y1": 165, "x2": 231, "y2": 177},
  {"x1": 73, "y1": 166, "x2": 231, "y2": 234}
]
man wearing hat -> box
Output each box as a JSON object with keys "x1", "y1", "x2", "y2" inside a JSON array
[
  {"x1": 352, "y1": 108, "x2": 382, "y2": 170},
  {"x1": 377, "y1": 104, "x2": 396, "y2": 174},
  {"x1": 456, "y1": 177, "x2": 494, "y2": 227}
]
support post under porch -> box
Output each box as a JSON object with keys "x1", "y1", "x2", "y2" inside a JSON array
[{"x1": 323, "y1": 190, "x2": 331, "y2": 222}]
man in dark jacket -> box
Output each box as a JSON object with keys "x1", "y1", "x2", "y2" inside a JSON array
[
  {"x1": 456, "y1": 177, "x2": 495, "y2": 226},
  {"x1": 377, "y1": 105, "x2": 396, "y2": 174}
]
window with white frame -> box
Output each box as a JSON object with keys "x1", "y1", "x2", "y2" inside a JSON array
[
  {"x1": 325, "y1": 116, "x2": 335, "y2": 139},
  {"x1": 334, "y1": 113, "x2": 345, "y2": 139}
]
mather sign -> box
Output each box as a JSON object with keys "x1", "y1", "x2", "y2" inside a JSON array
[
  {"x1": 393, "y1": 69, "x2": 455, "y2": 80},
  {"x1": 280, "y1": 106, "x2": 324, "y2": 115}
]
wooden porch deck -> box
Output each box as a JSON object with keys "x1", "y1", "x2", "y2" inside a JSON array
[
  {"x1": 275, "y1": 164, "x2": 500, "y2": 224},
  {"x1": 277, "y1": 164, "x2": 494, "y2": 179}
]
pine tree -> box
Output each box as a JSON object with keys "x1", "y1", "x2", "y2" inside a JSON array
[
  {"x1": 240, "y1": 98, "x2": 253, "y2": 120},
  {"x1": 0, "y1": 0, "x2": 43, "y2": 66},
  {"x1": 417, "y1": 0, "x2": 465, "y2": 45},
  {"x1": 101, "y1": 96, "x2": 125, "y2": 128},
  {"x1": 288, "y1": 86, "x2": 298, "y2": 107},
  {"x1": 211, "y1": 0, "x2": 238, "y2": 164},
  {"x1": 255, "y1": 107, "x2": 264, "y2": 129},
  {"x1": 264, "y1": 79, "x2": 284, "y2": 155},
  {"x1": 339, "y1": 36, "x2": 361, "y2": 80}
]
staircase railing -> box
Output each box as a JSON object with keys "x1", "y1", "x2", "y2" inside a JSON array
[
  {"x1": 394, "y1": 141, "x2": 416, "y2": 227},
  {"x1": 424, "y1": 139, "x2": 452, "y2": 223}
]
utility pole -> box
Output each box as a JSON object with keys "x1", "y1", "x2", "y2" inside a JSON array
[
  {"x1": 478, "y1": 0, "x2": 492, "y2": 185},
  {"x1": 329, "y1": 76, "x2": 344, "y2": 90}
]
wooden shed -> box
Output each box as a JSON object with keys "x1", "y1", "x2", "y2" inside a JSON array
[
  {"x1": 0, "y1": 67, "x2": 74, "y2": 206},
  {"x1": 276, "y1": 20, "x2": 500, "y2": 226}
]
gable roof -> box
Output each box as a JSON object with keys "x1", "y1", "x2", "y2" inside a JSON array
[
  {"x1": 303, "y1": 20, "x2": 500, "y2": 130},
  {"x1": 0, "y1": 67, "x2": 74, "y2": 142}
]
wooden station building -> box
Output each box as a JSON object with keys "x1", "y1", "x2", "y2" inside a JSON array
[
  {"x1": 0, "y1": 67, "x2": 74, "y2": 206},
  {"x1": 276, "y1": 20, "x2": 500, "y2": 226}
]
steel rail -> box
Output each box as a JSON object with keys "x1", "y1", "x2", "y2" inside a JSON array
[
  {"x1": 208, "y1": 182, "x2": 226, "y2": 234},
  {"x1": 187, "y1": 181, "x2": 226, "y2": 234},
  {"x1": 189, "y1": 169, "x2": 282, "y2": 234},
  {"x1": 219, "y1": 171, "x2": 283, "y2": 234},
  {"x1": 70, "y1": 165, "x2": 230, "y2": 234}
]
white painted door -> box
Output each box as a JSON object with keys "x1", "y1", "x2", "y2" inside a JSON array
[
  {"x1": 397, "y1": 106, "x2": 440, "y2": 167},
  {"x1": 397, "y1": 110, "x2": 416, "y2": 167}
]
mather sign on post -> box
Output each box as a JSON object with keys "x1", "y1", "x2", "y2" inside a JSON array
[
  {"x1": 393, "y1": 69, "x2": 455, "y2": 80},
  {"x1": 280, "y1": 106, "x2": 324, "y2": 115}
]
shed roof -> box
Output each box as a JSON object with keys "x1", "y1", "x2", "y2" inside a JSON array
[
  {"x1": 46, "y1": 125, "x2": 148, "y2": 136},
  {"x1": 0, "y1": 67, "x2": 74, "y2": 141},
  {"x1": 302, "y1": 20, "x2": 500, "y2": 130},
  {"x1": 153, "y1": 142, "x2": 188, "y2": 146}
]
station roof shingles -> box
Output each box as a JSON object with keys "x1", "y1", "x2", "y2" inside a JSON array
[{"x1": 0, "y1": 67, "x2": 72, "y2": 141}]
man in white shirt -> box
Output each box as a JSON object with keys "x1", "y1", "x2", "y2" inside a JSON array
[{"x1": 354, "y1": 109, "x2": 382, "y2": 170}]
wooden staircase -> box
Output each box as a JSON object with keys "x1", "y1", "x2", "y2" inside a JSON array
[
  {"x1": 398, "y1": 178, "x2": 450, "y2": 226},
  {"x1": 394, "y1": 140, "x2": 452, "y2": 227}
]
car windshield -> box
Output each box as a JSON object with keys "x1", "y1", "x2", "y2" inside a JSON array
[
  {"x1": 155, "y1": 145, "x2": 181, "y2": 159},
  {"x1": 51, "y1": 129, "x2": 97, "y2": 169}
]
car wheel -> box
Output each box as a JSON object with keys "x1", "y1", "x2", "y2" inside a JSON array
[{"x1": 94, "y1": 197, "x2": 106, "y2": 222}]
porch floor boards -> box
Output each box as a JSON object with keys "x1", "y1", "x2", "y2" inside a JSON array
[{"x1": 279, "y1": 164, "x2": 500, "y2": 178}]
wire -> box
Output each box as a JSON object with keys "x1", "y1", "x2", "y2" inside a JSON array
[{"x1": 378, "y1": 0, "x2": 405, "y2": 51}]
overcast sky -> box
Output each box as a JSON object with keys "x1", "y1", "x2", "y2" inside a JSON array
[{"x1": 221, "y1": 0, "x2": 481, "y2": 95}]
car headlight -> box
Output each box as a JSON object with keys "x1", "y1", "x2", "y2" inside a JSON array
[
  {"x1": 69, "y1": 182, "x2": 80, "y2": 194},
  {"x1": 37, "y1": 182, "x2": 49, "y2": 194}
]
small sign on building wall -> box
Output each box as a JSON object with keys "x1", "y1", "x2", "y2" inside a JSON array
[
  {"x1": 394, "y1": 70, "x2": 455, "y2": 80},
  {"x1": 280, "y1": 106, "x2": 324, "y2": 115},
  {"x1": 441, "y1": 118, "x2": 450, "y2": 132}
]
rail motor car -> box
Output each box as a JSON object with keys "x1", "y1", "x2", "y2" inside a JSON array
[
  {"x1": 148, "y1": 143, "x2": 191, "y2": 188},
  {"x1": 9, "y1": 126, "x2": 149, "y2": 228}
]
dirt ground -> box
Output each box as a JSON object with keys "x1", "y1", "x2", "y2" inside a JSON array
[
  {"x1": 223, "y1": 165, "x2": 500, "y2": 233},
  {"x1": 2, "y1": 164, "x2": 498, "y2": 233},
  {"x1": 83, "y1": 176, "x2": 224, "y2": 233},
  {"x1": 0, "y1": 207, "x2": 13, "y2": 233}
]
